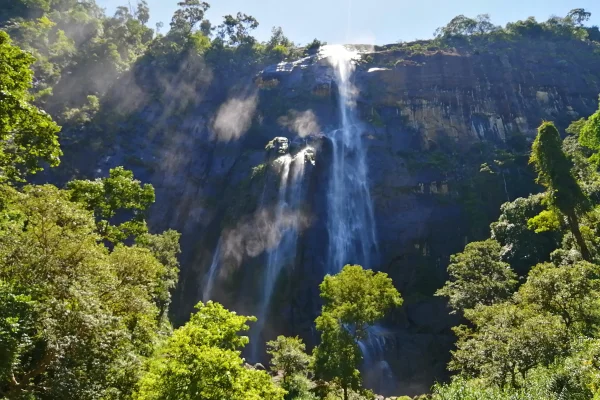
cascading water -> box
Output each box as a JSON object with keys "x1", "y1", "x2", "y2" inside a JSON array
[
  {"x1": 202, "y1": 238, "x2": 222, "y2": 303},
  {"x1": 322, "y1": 45, "x2": 378, "y2": 273},
  {"x1": 323, "y1": 45, "x2": 391, "y2": 394},
  {"x1": 250, "y1": 147, "x2": 312, "y2": 359}
]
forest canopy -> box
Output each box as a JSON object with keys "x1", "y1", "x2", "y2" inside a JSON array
[{"x1": 1, "y1": 1, "x2": 600, "y2": 399}]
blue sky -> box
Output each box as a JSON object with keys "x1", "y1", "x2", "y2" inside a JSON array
[{"x1": 97, "y1": 0, "x2": 600, "y2": 45}]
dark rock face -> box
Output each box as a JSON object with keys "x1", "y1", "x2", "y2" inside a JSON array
[{"x1": 52, "y1": 37, "x2": 600, "y2": 395}]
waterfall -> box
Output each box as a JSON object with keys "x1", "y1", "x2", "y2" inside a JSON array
[
  {"x1": 251, "y1": 147, "x2": 311, "y2": 359},
  {"x1": 323, "y1": 45, "x2": 391, "y2": 394},
  {"x1": 202, "y1": 238, "x2": 222, "y2": 303},
  {"x1": 322, "y1": 45, "x2": 378, "y2": 272}
]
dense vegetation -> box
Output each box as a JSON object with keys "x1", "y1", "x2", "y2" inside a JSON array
[
  {"x1": 432, "y1": 112, "x2": 600, "y2": 398},
  {"x1": 2, "y1": 0, "x2": 600, "y2": 399}
]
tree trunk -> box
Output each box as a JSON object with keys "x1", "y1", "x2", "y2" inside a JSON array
[
  {"x1": 6, "y1": 349, "x2": 54, "y2": 398},
  {"x1": 567, "y1": 211, "x2": 591, "y2": 261},
  {"x1": 343, "y1": 386, "x2": 348, "y2": 400}
]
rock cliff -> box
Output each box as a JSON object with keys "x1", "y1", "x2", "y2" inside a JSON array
[{"x1": 50, "y1": 36, "x2": 600, "y2": 395}]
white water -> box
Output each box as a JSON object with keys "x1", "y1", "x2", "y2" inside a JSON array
[
  {"x1": 322, "y1": 45, "x2": 378, "y2": 272},
  {"x1": 324, "y1": 45, "x2": 392, "y2": 394},
  {"x1": 251, "y1": 148, "x2": 311, "y2": 359},
  {"x1": 202, "y1": 238, "x2": 222, "y2": 303}
]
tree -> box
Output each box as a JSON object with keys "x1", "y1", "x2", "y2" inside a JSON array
[
  {"x1": 170, "y1": 0, "x2": 210, "y2": 36},
  {"x1": 267, "y1": 335, "x2": 311, "y2": 382},
  {"x1": 218, "y1": 13, "x2": 259, "y2": 46},
  {"x1": 267, "y1": 26, "x2": 292, "y2": 49},
  {"x1": 0, "y1": 31, "x2": 61, "y2": 182},
  {"x1": 200, "y1": 19, "x2": 213, "y2": 37},
  {"x1": 435, "y1": 15, "x2": 477, "y2": 37},
  {"x1": 0, "y1": 184, "x2": 169, "y2": 399},
  {"x1": 579, "y1": 99, "x2": 600, "y2": 159},
  {"x1": 305, "y1": 38, "x2": 325, "y2": 55},
  {"x1": 567, "y1": 8, "x2": 592, "y2": 26},
  {"x1": 136, "y1": 0, "x2": 150, "y2": 25},
  {"x1": 530, "y1": 122, "x2": 591, "y2": 261},
  {"x1": 518, "y1": 262, "x2": 600, "y2": 333},
  {"x1": 434, "y1": 14, "x2": 499, "y2": 39},
  {"x1": 114, "y1": 5, "x2": 133, "y2": 22},
  {"x1": 491, "y1": 194, "x2": 562, "y2": 275},
  {"x1": 136, "y1": 230, "x2": 181, "y2": 320},
  {"x1": 67, "y1": 166, "x2": 155, "y2": 243},
  {"x1": 436, "y1": 240, "x2": 518, "y2": 313},
  {"x1": 0, "y1": 0, "x2": 50, "y2": 23},
  {"x1": 313, "y1": 314, "x2": 362, "y2": 400},
  {"x1": 134, "y1": 301, "x2": 285, "y2": 400},
  {"x1": 313, "y1": 265, "x2": 402, "y2": 400},
  {"x1": 451, "y1": 302, "x2": 569, "y2": 388},
  {"x1": 267, "y1": 336, "x2": 312, "y2": 400}
]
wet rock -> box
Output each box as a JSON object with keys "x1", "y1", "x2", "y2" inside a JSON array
[{"x1": 265, "y1": 137, "x2": 289, "y2": 156}]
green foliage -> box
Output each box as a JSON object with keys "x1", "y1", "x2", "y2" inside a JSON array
[
  {"x1": 436, "y1": 240, "x2": 517, "y2": 313},
  {"x1": 434, "y1": 340, "x2": 600, "y2": 399},
  {"x1": 67, "y1": 166, "x2": 155, "y2": 243},
  {"x1": 170, "y1": 0, "x2": 210, "y2": 40},
  {"x1": 136, "y1": 230, "x2": 181, "y2": 319},
  {"x1": 451, "y1": 302, "x2": 568, "y2": 387},
  {"x1": 318, "y1": 265, "x2": 402, "y2": 339},
  {"x1": 305, "y1": 38, "x2": 325, "y2": 55},
  {"x1": 267, "y1": 336, "x2": 312, "y2": 382},
  {"x1": 491, "y1": 194, "x2": 562, "y2": 275},
  {"x1": 217, "y1": 12, "x2": 259, "y2": 46},
  {"x1": 438, "y1": 107, "x2": 600, "y2": 399},
  {"x1": 313, "y1": 314, "x2": 362, "y2": 400},
  {"x1": 434, "y1": 9, "x2": 595, "y2": 46},
  {"x1": 313, "y1": 265, "x2": 401, "y2": 400},
  {"x1": 527, "y1": 209, "x2": 561, "y2": 233},
  {"x1": 517, "y1": 262, "x2": 600, "y2": 333},
  {"x1": 0, "y1": 31, "x2": 61, "y2": 182},
  {"x1": 434, "y1": 14, "x2": 499, "y2": 38},
  {"x1": 579, "y1": 99, "x2": 600, "y2": 159},
  {"x1": 530, "y1": 121, "x2": 591, "y2": 260},
  {"x1": 134, "y1": 301, "x2": 285, "y2": 400},
  {"x1": 0, "y1": 184, "x2": 169, "y2": 399}
]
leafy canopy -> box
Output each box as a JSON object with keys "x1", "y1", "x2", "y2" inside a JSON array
[
  {"x1": 267, "y1": 335, "x2": 312, "y2": 381},
  {"x1": 134, "y1": 301, "x2": 285, "y2": 400},
  {"x1": 318, "y1": 265, "x2": 402, "y2": 340},
  {"x1": 313, "y1": 265, "x2": 401, "y2": 400},
  {"x1": 436, "y1": 239, "x2": 518, "y2": 313},
  {"x1": 0, "y1": 31, "x2": 61, "y2": 182},
  {"x1": 67, "y1": 166, "x2": 155, "y2": 243},
  {"x1": 530, "y1": 122, "x2": 591, "y2": 261},
  {"x1": 0, "y1": 184, "x2": 171, "y2": 399}
]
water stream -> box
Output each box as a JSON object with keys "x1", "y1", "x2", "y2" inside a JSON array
[
  {"x1": 322, "y1": 45, "x2": 378, "y2": 273},
  {"x1": 250, "y1": 148, "x2": 311, "y2": 359},
  {"x1": 323, "y1": 45, "x2": 391, "y2": 393},
  {"x1": 202, "y1": 238, "x2": 222, "y2": 303}
]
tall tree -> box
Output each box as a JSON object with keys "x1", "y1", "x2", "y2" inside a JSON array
[
  {"x1": 313, "y1": 265, "x2": 402, "y2": 400},
  {"x1": 134, "y1": 301, "x2": 285, "y2": 400},
  {"x1": 436, "y1": 239, "x2": 518, "y2": 313},
  {"x1": 530, "y1": 122, "x2": 591, "y2": 261},
  {"x1": 170, "y1": 0, "x2": 210, "y2": 36},
  {"x1": 567, "y1": 8, "x2": 592, "y2": 26},
  {"x1": 0, "y1": 31, "x2": 61, "y2": 182},
  {"x1": 0, "y1": 185, "x2": 169, "y2": 399},
  {"x1": 490, "y1": 194, "x2": 562, "y2": 275},
  {"x1": 451, "y1": 302, "x2": 568, "y2": 388},
  {"x1": 267, "y1": 336, "x2": 311, "y2": 383},
  {"x1": 136, "y1": 0, "x2": 150, "y2": 25},
  {"x1": 518, "y1": 261, "x2": 600, "y2": 333},
  {"x1": 67, "y1": 167, "x2": 155, "y2": 243},
  {"x1": 218, "y1": 13, "x2": 259, "y2": 46}
]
